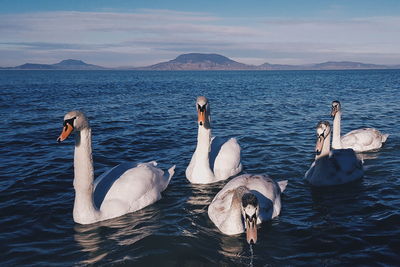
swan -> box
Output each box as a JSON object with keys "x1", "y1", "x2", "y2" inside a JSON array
[
  {"x1": 305, "y1": 121, "x2": 363, "y2": 186},
  {"x1": 208, "y1": 174, "x2": 287, "y2": 244},
  {"x1": 331, "y1": 100, "x2": 389, "y2": 152},
  {"x1": 57, "y1": 110, "x2": 175, "y2": 224},
  {"x1": 186, "y1": 96, "x2": 242, "y2": 184}
]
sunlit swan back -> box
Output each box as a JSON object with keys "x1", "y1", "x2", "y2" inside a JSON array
[
  {"x1": 305, "y1": 121, "x2": 363, "y2": 186},
  {"x1": 331, "y1": 100, "x2": 388, "y2": 152},
  {"x1": 57, "y1": 111, "x2": 175, "y2": 224},
  {"x1": 208, "y1": 174, "x2": 287, "y2": 244},
  {"x1": 186, "y1": 96, "x2": 242, "y2": 184}
]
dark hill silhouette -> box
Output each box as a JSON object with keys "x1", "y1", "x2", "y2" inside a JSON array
[
  {"x1": 9, "y1": 59, "x2": 105, "y2": 70},
  {"x1": 139, "y1": 53, "x2": 255, "y2": 70}
]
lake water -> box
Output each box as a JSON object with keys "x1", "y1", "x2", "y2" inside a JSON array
[{"x1": 1, "y1": 70, "x2": 399, "y2": 266}]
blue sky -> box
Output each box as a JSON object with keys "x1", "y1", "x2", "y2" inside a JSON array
[{"x1": 1, "y1": 0, "x2": 400, "y2": 67}]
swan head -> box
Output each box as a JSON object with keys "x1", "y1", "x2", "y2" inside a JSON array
[
  {"x1": 315, "y1": 121, "x2": 331, "y2": 154},
  {"x1": 331, "y1": 100, "x2": 341, "y2": 118},
  {"x1": 196, "y1": 96, "x2": 211, "y2": 129},
  {"x1": 241, "y1": 192, "x2": 259, "y2": 244},
  {"x1": 57, "y1": 110, "x2": 89, "y2": 142}
]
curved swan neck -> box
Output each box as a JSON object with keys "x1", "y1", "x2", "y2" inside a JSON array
[
  {"x1": 316, "y1": 132, "x2": 331, "y2": 160},
  {"x1": 73, "y1": 127, "x2": 99, "y2": 224},
  {"x1": 332, "y1": 111, "x2": 342, "y2": 149},
  {"x1": 221, "y1": 187, "x2": 247, "y2": 233}
]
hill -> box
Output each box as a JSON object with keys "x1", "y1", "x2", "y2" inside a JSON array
[
  {"x1": 8, "y1": 59, "x2": 105, "y2": 70},
  {"x1": 138, "y1": 53, "x2": 255, "y2": 70}
]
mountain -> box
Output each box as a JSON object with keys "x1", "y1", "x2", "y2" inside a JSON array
[
  {"x1": 258, "y1": 62, "x2": 304, "y2": 70},
  {"x1": 259, "y1": 61, "x2": 389, "y2": 70},
  {"x1": 138, "y1": 53, "x2": 255, "y2": 70},
  {"x1": 8, "y1": 59, "x2": 105, "y2": 70},
  {"x1": 14, "y1": 63, "x2": 58, "y2": 70},
  {"x1": 310, "y1": 61, "x2": 387, "y2": 70},
  {"x1": 52, "y1": 59, "x2": 105, "y2": 70}
]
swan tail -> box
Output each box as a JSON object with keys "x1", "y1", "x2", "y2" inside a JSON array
[
  {"x1": 149, "y1": 160, "x2": 158, "y2": 166},
  {"x1": 278, "y1": 180, "x2": 288, "y2": 193},
  {"x1": 167, "y1": 165, "x2": 176, "y2": 181},
  {"x1": 161, "y1": 165, "x2": 175, "y2": 192},
  {"x1": 381, "y1": 133, "x2": 389, "y2": 143}
]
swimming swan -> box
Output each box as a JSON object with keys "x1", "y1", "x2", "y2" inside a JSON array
[
  {"x1": 57, "y1": 111, "x2": 175, "y2": 224},
  {"x1": 305, "y1": 121, "x2": 363, "y2": 186},
  {"x1": 331, "y1": 100, "x2": 388, "y2": 152},
  {"x1": 208, "y1": 174, "x2": 287, "y2": 244},
  {"x1": 186, "y1": 96, "x2": 242, "y2": 184}
]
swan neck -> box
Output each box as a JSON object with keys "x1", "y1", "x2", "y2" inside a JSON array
[
  {"x1": 221, "y1": 187, "x2": 246, "y2": 233},
  {"x1": 332, "y1": 111, "x2": 342, "y2": 149},
  {"x1": 195, "y1": 126, "x2": 211, "y2": 157},
  {"x1": 316, "y1": 132, "x2": 331, "y2": 160},
  {"x1": 73, "y1": 127, "x2": 98, "y2": 223}
]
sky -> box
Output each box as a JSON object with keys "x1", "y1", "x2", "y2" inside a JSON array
[{"x1": 1, "y1": 0, "x2": 400, "y2": 67}]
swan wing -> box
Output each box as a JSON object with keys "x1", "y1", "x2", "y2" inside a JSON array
[
  {"x1": 244, "y1": 175, "x2": 285, "y2": 220},
  {"x1": 95, "y1": 162, "x2": 174, "y2": 218},
  {"x1": 213, "y1": 137, "x2": 242, "y2": 180},
  {"x1": 342, "y1": 128, "x2": 386, "y2": 151},
  {"x1": 93, "y1": 162, "x2": 137, "y2": 209},
  {"x1": 305, "y1": 151, "x2": 363, "y2": 186},
  {"x1": 329, "y1": 149, "x2": 363, "y2": 183},
  {"x1": 330, "y1": 149, "x2": 360, "y2": 173},
  {"x1": 208, "y1": 187, "x2": 236, "y2": 230},
  {"x1": 208, "y1": 175, "x2": 250, "y2": 234}
]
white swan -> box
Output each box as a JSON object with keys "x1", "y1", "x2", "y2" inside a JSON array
[
  {"x1": 186, "y1": 96, "x2": 242, "y2": 184},
  {"x1": 208, "y1": 174, "x2": 287, "y2": 244},
  {"x1": 331, "y1": 100, "x2": 388, "y2": 152},
  {"x1": 305, "y1": 121, "x2": 363, "y2": 186},
  {"x1": 57, "y1": 111, "x2": 175, "y2": 224}
]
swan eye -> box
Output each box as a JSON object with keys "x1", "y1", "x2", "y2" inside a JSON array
[
  {"x1": 198, "y1": 104, "x2": 206, "y2": 112},
  {"x1": 245, "y1": 212, "x2": 257, "y2": 222},
  {"x1": 63, "y1": 117, "x2": 76, "y2": 128}
]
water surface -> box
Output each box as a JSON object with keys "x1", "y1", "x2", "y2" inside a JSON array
[{"x1": 1, "y1": 70, "x2": 399, "y2": 266}]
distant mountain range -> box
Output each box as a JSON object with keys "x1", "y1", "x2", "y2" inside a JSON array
[
  {"x1": 1, "y1": 59, "x2": 105, "y2": 70},
  {"x1": 1, "y1": 54, "x2": 400, "y2": 70},
  {"x1": 138, "y1": 53, "x2": 399, "y2": 70}
]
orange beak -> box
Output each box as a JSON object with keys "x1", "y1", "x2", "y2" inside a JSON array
[
  {"x1": 57, "y1": 123, "x2": 74, "y2": 143},
  {"x1": 198, "y1": 109, "x2": 206, "y2": 126},
  {"x1": 246, "y1": 217, "x2": 258, "y2": 244},
  {"x1": 315, "y1": 135, "x2": 324, "y2": 153}
]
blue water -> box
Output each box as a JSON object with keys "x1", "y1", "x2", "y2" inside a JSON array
[{"x1": 1, "y1": 70, "x2": 399, "y2": 266}]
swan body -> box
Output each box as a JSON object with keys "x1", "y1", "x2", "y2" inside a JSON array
[
  {"x1": 186, "y1": 96, "x2": 242, "y2": 184},
  {"x1": 208, "y1": 174, "x2": 287, "y2": 243},
  {"x1": 58, "y1": 111, "x2": 175, "y2": 224},
  {"x1": 305, "y1": 121, "x2": 363, "y2": 186},
  {"x1": 331, "y1": 101, "x2": 388, "y2": 152}
]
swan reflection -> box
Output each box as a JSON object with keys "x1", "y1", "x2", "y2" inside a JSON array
[{"x1": 74, "y1": 207, "x2": 158, "y2": 264}]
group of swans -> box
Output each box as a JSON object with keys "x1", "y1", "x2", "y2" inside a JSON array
[
  {"x1": 187, "y1": 96, "x2": 287, "y2": 244},
  {"x1": 305, "y1": 101, "x2": 388, "y2": 186},
  {"x1": 57, "y1": 97, "x2": 386, "y2": 244}
]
